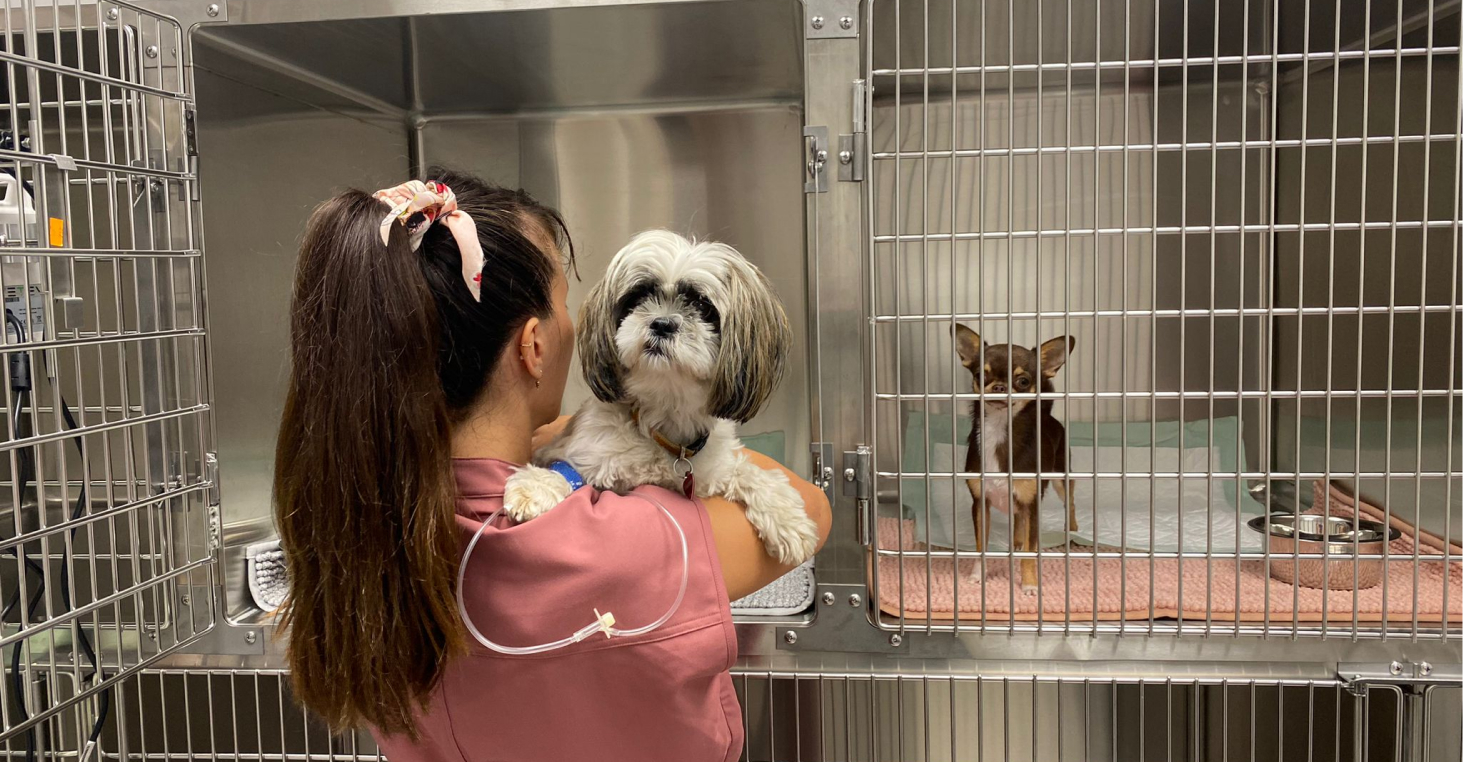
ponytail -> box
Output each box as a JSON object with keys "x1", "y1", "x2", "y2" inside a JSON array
[
  {"x1": 274, "y1": 190, "x2": 461, "y2": 735},
  {"x1": 273, "y1": 172, "x2": 571, "y2": 736}
]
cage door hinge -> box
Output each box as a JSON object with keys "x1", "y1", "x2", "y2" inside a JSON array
[
  {"x1": 204, "y1": 451, "x2": 221, "y2": 551},
  {"x1": 185, "y1": 107, "x2": 201, "y2": 201},
  {"x1": 843, "y1": 446, "x2": 872, "y2": 545},
  {"x1": 838, "y1": 79, "x2": 867, "y2": 183},
  {"x1": 184, "y1": 108, "x2": 199, "y2": 158},
  {"x1": 803, "y1": 126, "x2": 829, "y2": 193},
  {"x1": 1338, "y1": 662, "x2": 1460, "y2": 695}
]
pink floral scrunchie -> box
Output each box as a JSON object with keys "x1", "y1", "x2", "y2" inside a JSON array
[{"x1": 374, "y1": 180, "x2": 485, "y2": 302}]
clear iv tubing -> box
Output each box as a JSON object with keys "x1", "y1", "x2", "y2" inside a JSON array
[{"x1": 456, "y1": 494, "x2": 690, "y2": 655}]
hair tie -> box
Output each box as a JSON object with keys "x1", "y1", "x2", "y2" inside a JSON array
[{"x1": 374, "y1": 180, "x2": 485, "y2": 301}]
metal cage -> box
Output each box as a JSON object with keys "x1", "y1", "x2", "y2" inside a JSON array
[
  {"x1": 86, "y1": 667, "x2": 1463, "y2": 762},
  {"x1": 0, "y1": 0, "x2": 217, "y2": 755},
  {"x1": 0, "y1": 0, "x2": 1456, "y2": 758},
  {"x1": 866, "y1": 0, "x2": 1461, "y2": 640}
]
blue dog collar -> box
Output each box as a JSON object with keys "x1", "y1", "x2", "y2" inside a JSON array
[{"x1": 547, "y1": 460, "x2": 585, "y2": 491}]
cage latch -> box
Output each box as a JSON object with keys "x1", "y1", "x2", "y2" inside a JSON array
[
  {"x1": 803, "y1": 126, "x2": 829, "y2": 193},
  {"x1": 809, "y1": 442, "x2": 835, "y2": 495}
]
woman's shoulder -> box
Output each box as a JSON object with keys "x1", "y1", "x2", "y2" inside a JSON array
[
  {"x1": 568, "y1": 483, "x2": 709, "y2": 538},
  {"x1": 456, "y1": 484, "x2": 722, "y2": 651},
  {"x1": 462, "y1": 481, "x2": 708, "y2": 572}
]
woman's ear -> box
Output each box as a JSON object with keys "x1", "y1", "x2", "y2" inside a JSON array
[{"x1": 518, "y1": 317, "x2": 544, "y2": 380}]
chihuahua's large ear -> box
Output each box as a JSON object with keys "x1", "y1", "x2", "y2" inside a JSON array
[
  {"x1": 1038, "y1": 335, "x2": 1075, "y2": 377},
  {"x1": 708, "y1": 251, "x2": 791, "y2": 423},
  {"x1": 576, "y1": 277, "x2": 626, "y2": 403},
  {"x1": 953, "y1": 324, "x2": 983, "y2": 369}
]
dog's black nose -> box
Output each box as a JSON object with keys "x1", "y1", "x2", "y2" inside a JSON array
[{"x1": 649, "y1": 318, "x2": 679, "y2": 338}]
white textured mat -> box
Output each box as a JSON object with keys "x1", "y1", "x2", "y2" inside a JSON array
[
  {"x1": 245, "y1": 539, "x2": 288, "y2": 612},
  {"x1": 730, "y1": 561, "x2": 816, "y2": 616}
]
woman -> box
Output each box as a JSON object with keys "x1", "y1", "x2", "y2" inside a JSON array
[{"x1": 273, "y1": 168, "x2": 831, "y2": 760}]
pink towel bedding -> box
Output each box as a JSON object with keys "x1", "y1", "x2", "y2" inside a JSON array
[{"x1": 875, "y1": 481, "x2": 1462, "y2": 626}]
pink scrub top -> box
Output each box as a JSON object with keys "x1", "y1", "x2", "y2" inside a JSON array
[{"x1": 373, "y1": 458, "x2": 743, "y2": 762}]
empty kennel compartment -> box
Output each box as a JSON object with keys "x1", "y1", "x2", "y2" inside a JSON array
[{"x1": 187, "y1": 0, "x2": 822, "y2": 623}]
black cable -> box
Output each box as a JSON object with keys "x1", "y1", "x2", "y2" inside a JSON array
[
  {"x1": 54, "y1": 394, "x2": 107, "y2": 749},
  {"x1": 4, "y1": 308, "x2": 109, "y2": 755},
  {"x1": 5, "y1": 312, "x2": 42, "y2": 762}
]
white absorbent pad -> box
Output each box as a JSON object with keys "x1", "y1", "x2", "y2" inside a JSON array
[
  {"x1": 899, "y1": 415, "x2": 1267, "y2": 554},
  {"x1": 730, "y1": 560, "x2": 816, "y2": 616},
  {"x1": 245, "y1": 539, "x2": 289, "y2": 613}
]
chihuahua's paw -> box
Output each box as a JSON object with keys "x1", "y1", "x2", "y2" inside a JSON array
[
  {"x1": 967, "y1": 559, "x2": 985, "y2": 583},
  {"x1": 502, "y1": 466, "x2": 573, "y2": 523},
  {"x1": 1019, "y1": 562, "x2": 1040, "y2": 595}
]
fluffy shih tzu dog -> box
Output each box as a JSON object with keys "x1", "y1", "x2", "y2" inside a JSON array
[{"x1": 502, "y1": 230, "x2": 819, "y2": 566}]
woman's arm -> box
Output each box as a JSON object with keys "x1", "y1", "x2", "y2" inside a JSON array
[
  {"x1": 531, "y1": 416, "x2": 833, "y2": 601},
  {"x1": 705, "y1": 450, "x2": 832, "y2": 601}
]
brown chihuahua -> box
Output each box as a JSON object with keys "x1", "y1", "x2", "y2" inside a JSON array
[{"x1": 954, "y1": 325, "x2": 1077, "y2": 593}]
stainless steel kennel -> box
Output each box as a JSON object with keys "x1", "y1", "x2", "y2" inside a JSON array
[{"x1": 0, "y1": 0, "x2": 1458, "y2": 760}]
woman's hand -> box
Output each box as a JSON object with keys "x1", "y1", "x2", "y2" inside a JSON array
[{"x1": 531, "y1": 414, "x2": 572, "y2": 452}]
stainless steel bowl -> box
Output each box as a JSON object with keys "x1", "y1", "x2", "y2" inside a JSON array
[{"x1": 1247, "y1": 513, "x2": 1400, "y2": 591}]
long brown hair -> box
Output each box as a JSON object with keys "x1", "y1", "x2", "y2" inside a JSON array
[{"x1": 273, "y1": 168, "x2": 572, "y2": 736}]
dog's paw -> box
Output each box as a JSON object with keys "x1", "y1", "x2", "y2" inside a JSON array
[
  {"x1": 1019, "y1": 562, "x2": 1040, "y2": 595},
  {"x1": 502, "y1": 466, "x2": 573, "y2": 523},
  {"x1": 759, "y1": 509, "x2": 820, "y2": 566},
  {"x1": 967, "y1": 559, "x2": 985, "y2": 583},
  {"x1": 745, "y1": 480, "x2": 819, "y2": 566}
]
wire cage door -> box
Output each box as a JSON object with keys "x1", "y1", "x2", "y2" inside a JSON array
[
  {"x1": 864, "y1": 0, "x2": 1461, "y2": 639},
  {"x1": 0, "y1": 0, "x2": 218, "y2": 757},
  {"x1": 91, "y1": 668, "x2": 1463, "y2": 762}
]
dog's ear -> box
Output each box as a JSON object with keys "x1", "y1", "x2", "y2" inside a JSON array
[
  {"x1": 953, "y1": 324, "x2": 984, "y2": 369},
  {"x1": 576, "y1": 277, "x2": 626, "y2": 403},
  {"x1": 1037, "y1": 335, "x2": 1075, "y2": 377},
  {"x1": 707, "y1": 252, "x2": 791, "y2": 423}
]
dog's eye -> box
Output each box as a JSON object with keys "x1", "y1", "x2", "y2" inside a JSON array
[
  {"x1": 677, "y1": 285, "x2": 720, "y2": 328},
  {"x1": 1015, "y1": 376, "x2": 1031, "y2": 390},
  {"x1": 613, "y1": 282, "x2": 658, "y2": 325},
  {"x1": 692, "y1": 296, "x2": 720, "y2": 328}
]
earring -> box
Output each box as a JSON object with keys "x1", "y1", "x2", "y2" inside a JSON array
[{"x1": 536, "y1": 380, "x2": 541, "y2": 388}]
